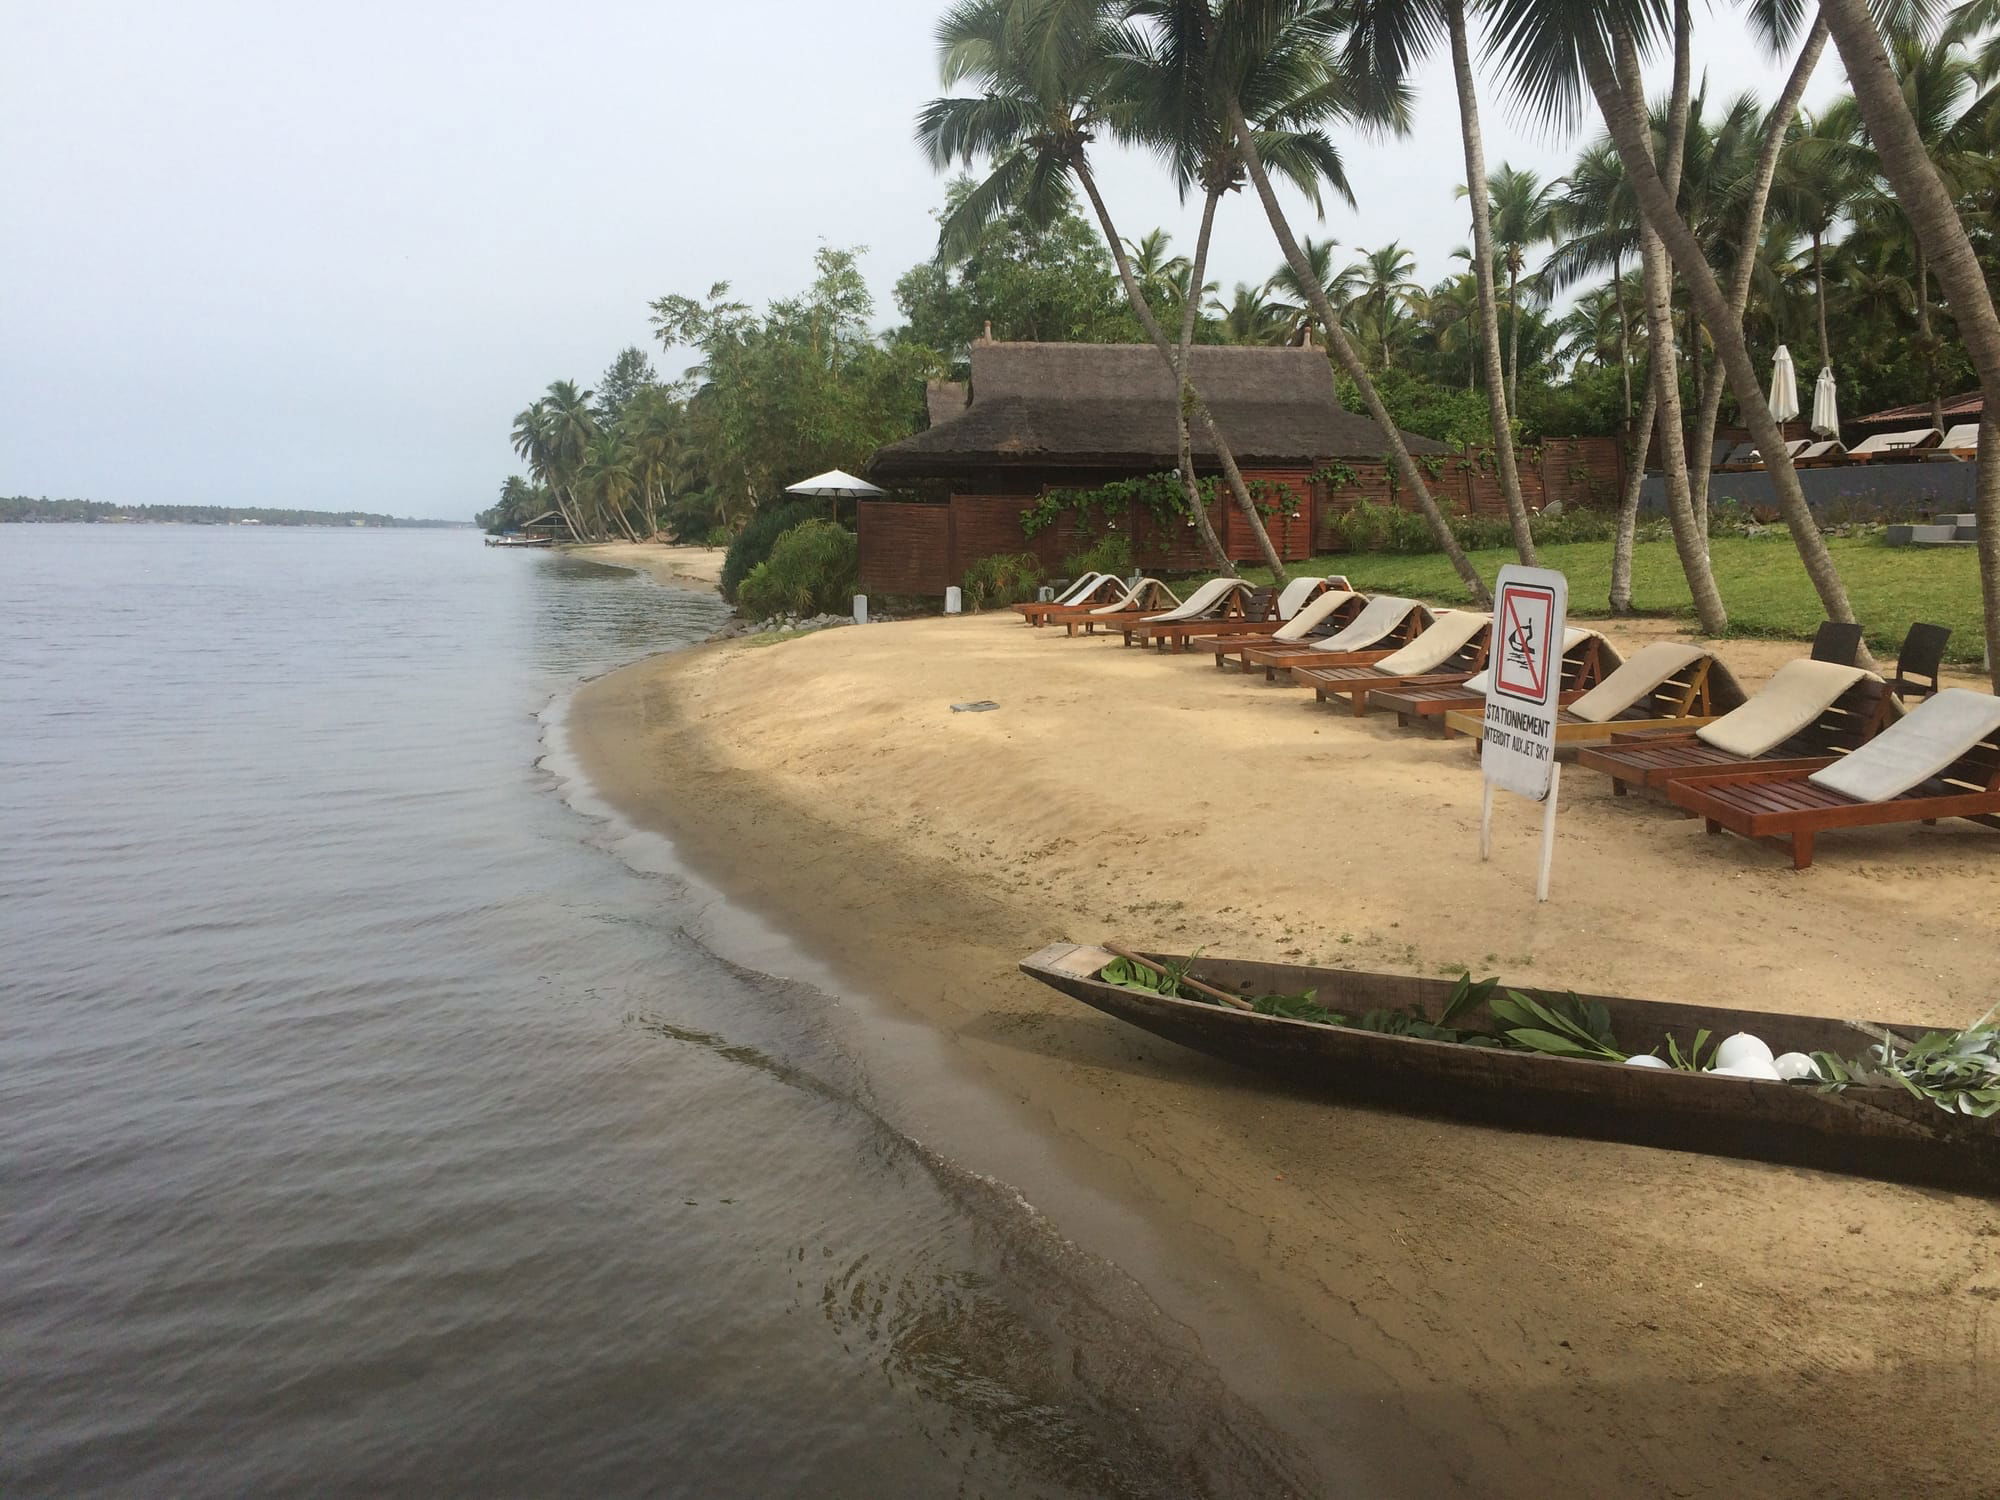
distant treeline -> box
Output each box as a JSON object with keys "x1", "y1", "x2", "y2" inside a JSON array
[{"x1": 2, "y1": 496, "x2": 461, "y2": 528}]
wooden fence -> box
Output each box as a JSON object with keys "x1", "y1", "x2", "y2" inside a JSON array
[{"x1": 1313, "y1": 436, "x2": 1626, "y2": 543}]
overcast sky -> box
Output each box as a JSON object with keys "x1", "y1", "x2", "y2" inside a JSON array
[{"x1": 1, "y1": 1, "x2": 1848, "y2": 520}]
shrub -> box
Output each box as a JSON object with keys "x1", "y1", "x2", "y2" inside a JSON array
[
  {"x1": 1324, "y1": 498, "x2": 1622, "y2": 555},
  {"x1": 736, "y1": 520, "x2": 858, "y2": 620},
  {"x1": 1062, "y1": 533, "x2": 1134, "y2": 579},
  {"x1": 720, "y1": 498, "x2": 821, "y2": 602},
  {"x1": 960, "y1": 552, "x2": 1043, "y2": 610}
]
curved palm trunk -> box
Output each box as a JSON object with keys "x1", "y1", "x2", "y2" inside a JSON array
[
  {"x1": 1590, "y1": 27, "x2": 1866, "y2": 651},
  {"x1": 1177, "y1": 185, "x2": 1236, "y2": 575},
  {"x1": 1446, "y1": 0, "x2": 1536, "y2": 563},
  {"x1": 1227, "y1": 96, "x2": 1489, "y2": 605},
  {"x1": 1817, "y1": 0, "x2": 2000, "y2": 684},
  {"x1": 1687, "y1": 20, "x2": 1830, "y2": 541},
  {"x1": 1812, "y1": 231, "x2": 1832, "y2": 371},
  {"x1": 1610, "y1": 362, "x2": 1660, "y2": 613},
  {"x1": 1613, "y1": 26, "x2": 1728, "y2": 634},
  {"x1": 1073, "y1": 161, "x2": 1282, "y2": 580}
]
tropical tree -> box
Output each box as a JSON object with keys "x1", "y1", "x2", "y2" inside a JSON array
[
  {"x1": 1771, "y1": 106, "x2": 1874, "y2": 373},
  {"x1": 1219, "y1": 0, "x2": 1490, "y2": 602},
  {"x1": 1484, "y1": 165, "x2": 1561, "y2": 413},
  {"x1": 1340, "y1": 242, "x2": 1425, "y2": 369},
  {"x1": 1125, "y1": 227, "x2": 1198, "y2": 311},
  {"x1": 1212, "y1": 281, "x2": 1289, "y2": 342},
  {"x1": 1263, "y1": 234, "x2": 1339, "y2": 343}
]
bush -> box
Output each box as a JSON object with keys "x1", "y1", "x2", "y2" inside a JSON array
[
  {"x1": 1062, "y1": 533, "x2": 1134, "y2": 579},
  {"x1": 960, "y1": 552, "x2": 1043, "y2": 610},
  {"x1": 720, "y1": 498, "x2": 822, "y2": 602},
  {"x1": 736, "y1": 520, "x2": 858, "y2": 620},
  {"x1": 1324, "y1": 498, "x2": 1622, "y2": 556}
]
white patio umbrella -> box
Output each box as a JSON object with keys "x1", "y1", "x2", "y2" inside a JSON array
[
  {"x1": 1810, "y1": 366, "x2": 1840, "y2": 437},
  {"x1": 1768, "y1": 344, "x2": 1800, "y2": 424},
  {"x1": 785, "y1": 467, "x2": 887, "y2": 520}
]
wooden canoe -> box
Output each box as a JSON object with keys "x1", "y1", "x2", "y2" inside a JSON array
[{"x1": 1019, "y1": 942, "x2": 2000, "y2": 1191}]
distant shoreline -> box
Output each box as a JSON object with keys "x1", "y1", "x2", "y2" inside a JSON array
[{"x1": 3, "y1": 497, "x2": 463, "y2": 528}]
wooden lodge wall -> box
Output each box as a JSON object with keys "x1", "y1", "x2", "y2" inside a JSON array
[{"x1": 857, "y1": 438, "x2": 1624, "y2": 596}]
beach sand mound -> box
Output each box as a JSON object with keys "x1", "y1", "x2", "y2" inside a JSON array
[{"x1": 571, "y1": 609, "x2": 2000, "y2": 1499}]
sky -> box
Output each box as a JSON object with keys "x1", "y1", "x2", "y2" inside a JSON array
[{"x1": 0, "y1": 1, "x2": 1851, "y2": 521}]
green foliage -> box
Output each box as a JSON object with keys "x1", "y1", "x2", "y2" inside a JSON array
[
  {"x1": 720, "y1": 499, "x2": 821, "y2": 603},
  {"x1": 1336, "y1": 367, "x2": 1496, "y2": 450},
  {"x1": 893, "y1": 179, "x2": 1136, "y2": 359},
  {"x1": 1486, "y1": 991, "x2": 1625, "y2": 1061},
  {"x1": 1812, "y1": 1018, "x2": 2000, "y2": 1118},
  {"x1": 960, "y1": 552, "x2": 1043, "y2": 610},
  {"x1": 1099, "y1": 954, "x2": 1200, "y2": 997},
  {"x1": 1024, "y1": 472, "x2": 1185, "y2": 538},
  {"x1": 735, "y1": 521, "x2": 858, "y2": 621},
  {"x1": 1063, "y1": 533, "x2": 1134, "y2": 579}
]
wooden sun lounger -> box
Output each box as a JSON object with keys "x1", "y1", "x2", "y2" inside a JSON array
[
  {"x1": 1372, "y1": 635, "x2": 1615, "y2": 735},
  {"x1": 1053, "y1": 580, "x2": 1181, "y2": 636},
  {"x1": 1205, "y1": 594, "x2": 1369, "y2": 667},
  {"x1": 1015, "y1": 574, "x2": 1119, "y2": 625},
  {"x1": 1239, "y1": 605, "x2": 1433, "y2": 682},
  {"x1": 1577, "y1": 675, "x2": 1891, "y2": 800},
  {"x1": 1665, "y1": 691, "x2": 2000, "y2": 868},
  {"x1": 1123, "y1": 586, "x2": 1275, "y2": 650},
  {"x1": 1443, "y1": 652, "x2": 1742, "y2": 745},
  {"x1": 1295, "y1": 624, "x2": 1492, "y2": 717}
]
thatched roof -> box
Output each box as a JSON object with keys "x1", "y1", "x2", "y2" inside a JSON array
[{"x1": 869, "y1": 341, "x2": 1446, "y2": 480}]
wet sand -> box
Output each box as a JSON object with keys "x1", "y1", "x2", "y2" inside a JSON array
[
  {"x1": 566, "y1": 541, "x2": 726, "y2": 589},
  {"x1": 568, "y1": 605, "x2": 2000, "y2": 1498}
]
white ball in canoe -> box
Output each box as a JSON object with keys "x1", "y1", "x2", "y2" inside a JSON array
[
  {"x1": 1773, "y1": 1052, "x2": 1821, "y2": 1081},
  {"x1": 1623, "y1": 1054, "x2": 1671, "y2": 1069},
  {"x1": 1714, "y1": 1032, "x2": 1775, "y2": 1071},
  {"x1": 1710, "y1": 1058, "x2": 1784, "y2": 1082}
]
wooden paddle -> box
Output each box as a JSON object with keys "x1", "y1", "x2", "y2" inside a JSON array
[{"x1": 1105, "y1": 942, "x2": 1253, "y2": 1011}]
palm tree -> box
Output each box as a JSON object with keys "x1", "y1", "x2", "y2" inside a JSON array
[
  {"x1": 1218, "y1": 0, "x2": 1489, "y2": 603},
  {"x1": 1485, "y1": 0, "x2": 1864, "y2": 644},
  {"x1": 1771, "y1": 106, "x2": 1873, "y2": 373},
  {"x1": 1211, "y1": 281, "x2": 1288, "y2": 342},
  {"x1": 1546, "y1": 141, "x2": 1640, "y2": 419},
  {"x1": 1340, "y1": 0, "x2": 1538, "y2": 561},
  {"x1": 1341, "y1": 242, "x2": 1424, "y2": 369},
  {"x1": 1483, "y1": 165, "x2": 1561, "y2": 413},
  {"x1": 1263, "y1": 235, "x2": 1339, "y2": 344},
  {"x1": 1125, "y1": 227, "x2": 1195, "y2": 310},
  {"x1": 919, "y1": 0, "x2": 1284, "y2": 576},
  {"x1": 1816, "y1": 0, "x2": 2000, "y2": 684}
]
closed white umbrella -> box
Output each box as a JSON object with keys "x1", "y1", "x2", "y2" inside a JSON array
[
  {"x1": 1768, "y1": 344, "x2": 1800, "y2": 424},
  {"x1": 1810, "y1": 366, "x2": 1840, "y2": 437}
]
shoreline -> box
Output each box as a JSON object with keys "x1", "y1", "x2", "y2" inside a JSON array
[
  {"x1": 566, "y1": 604, "x2": 2000, "y2": 1495},
  {"x1": 562, "y1": 540, "x2": 727, "y2": 591}
]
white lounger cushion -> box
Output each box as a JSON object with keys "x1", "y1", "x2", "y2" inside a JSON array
[
  {"x1": 1849, "y1": 427, "x2": 1940, "y2": 456},
  {"x1": 1807, "y1": 688, "x2": 2000, "y2": 803},
  {"x1": 1054, "y1": 571, "x2": 1107, "y2": 604},
  {"x1": 1272, "y1": 590, "x2": 1361, "y2": 643},
  {"x1": 1141, "y1": 576, "x2": 1244, "y2": 623},
  {"x1": 1941, "y1": 423, "x2": 1981, "y2": 451},
  {"x1": 1694, "y1": 661, "x2": 1874, "y2": 759},
  {"x1": 1090, "y1": 578, "x2": 1177, "y2": 615},
  {"x1": 1372, "y1": 610, "x2": 1488, "y2": 676},
  {"x1": 1568, "y1": 641, "x2": 1707, "y2": 723},
  {"x1": 1274, "y1": 575, "x2": 1327, "y2": 619},
  {"x1": 1309, "y1": 595, "x2": 1423, "y2": 653},
  {"x1": 1463, "y1": 628, "x2": 1606, "y2": 697}
]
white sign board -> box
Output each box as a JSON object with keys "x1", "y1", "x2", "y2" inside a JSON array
[
  {"x1": 1481, "y1": 566, "x2": 1568, "y2": 800},
  {"x1": 1480, "y1": 566, "x2": 1569, "y2": 901}
]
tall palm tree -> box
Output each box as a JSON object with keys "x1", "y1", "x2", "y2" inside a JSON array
[
  {"x1": 1211, "y1": 281, "x2": 1288, "y2": 342},
  {"x1": 919, "y1": 0, "x2": 1284, "y2": 576},
  {"x1": 1124, "y1": 227, "x2": 1195, "y2": 309},
  {"x1": 1219, "y1": 0, "x2": 1489, "y2": 602},
  {"x1": 1341, "y1": 242, "x2": 1424, "y2": 369},
  {"x1": 1343, "y1": 0, "x2": 1538, "y2": 562},
  {"x1": 1771, "y1": 105, "x2": 1873, "y2": 373},
  {"x1": 1817, "y1": 0, "x2": 2000, "y2": 684},
  {"x1": 1483, "y1": 165, "x2": 1561, "y2": 412},
  {"x1": 1263, "y1": 234, "x2": 1339, "y2": 343},
  {"x1": 1546, "y1": 140, "x2": 1640, "y2": 419},
  {"x1": 1485, "y1": 0, "x2": 1864, "y2": 643}
]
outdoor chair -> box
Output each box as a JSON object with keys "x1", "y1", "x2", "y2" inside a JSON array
[
  {"x1": 1888, "y1": 622, "x2": 1953, "y2": 701},
  {"x1": 1810, "y1": 620, "x2": 1865, "y2": 667}
]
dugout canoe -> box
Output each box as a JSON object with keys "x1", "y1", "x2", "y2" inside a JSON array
[{"x1": 1019, "y1": 942, "x2": 2000, "y2": 1192}]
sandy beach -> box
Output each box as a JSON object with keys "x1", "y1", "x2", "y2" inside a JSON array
[
  {"x1": 569, "y1": 602, "x2": 2000, "y2": 1498},
  {"x1": 566, "y1": 540, "x2": 727, "y2": 589}
]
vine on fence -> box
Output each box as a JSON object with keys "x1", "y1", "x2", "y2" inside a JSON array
[{"x1": 1021, "y1": 471, "x2": 1302, "y2": 537}]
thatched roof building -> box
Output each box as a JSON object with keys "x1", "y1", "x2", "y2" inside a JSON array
[{"x1": 868, "y1": 339, "x2": 1445, "y2": 483}]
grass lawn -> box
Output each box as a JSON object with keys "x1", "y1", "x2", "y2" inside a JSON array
[{"x1": 1245, "y1": 536, "x2": 1988, "y2": 664}]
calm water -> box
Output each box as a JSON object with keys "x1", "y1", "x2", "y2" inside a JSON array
[{"x1": 0, "y1": 527, "x2": 1295, "y2": 1499}]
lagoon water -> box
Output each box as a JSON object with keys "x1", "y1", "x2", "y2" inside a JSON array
[{"x1": 0, "y1": 527, "x2": 1277, "y2": 1498}]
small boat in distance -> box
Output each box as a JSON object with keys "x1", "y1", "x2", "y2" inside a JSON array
[
  {"x1": 484, "y1": 533, "x2": 554, "y2": 547},
  {"x1": 1019, "y1": 943, "x2": 2000, "y2": 1192}
]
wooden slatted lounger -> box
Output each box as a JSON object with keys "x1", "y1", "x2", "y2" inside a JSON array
[
  {"x1": 1294, "y1": 612, "x2": 1492, "y2": 716},
  {"x1": 1665, "y1": 688, "x2": 2000, "y2": 868},
  {"x1": 1442, "y1": 641, "x2": 1747, "y2": 745},
  {"x1": 1135, "y1": 575, "x2": 1337, "y2": 652},
  {"x1": 1121, "y1": 579, "x2": 1265, "y2": 648},
  {"x1": 1055, "y1": 579, "x2": 1182, "y2": 636},
  {"x1": 1203, "y1": 589, "x2": 1367, "y2": 666},
  {"x1": 1029, "y1": 575, "x2": 1165, "y2": 629},
  {"x1": 1239, "y1": 596, "x2": 1433, "y2": 681},
  {"x1": 1576, "y1": 662, "x2": 1891, "y2": 800},
  {"x1": 1015, "y1": 572, "x2": 1116, "y2": 625},
  {"x1": 1371, "y1": 629, "x2": 1616, "y2": 734}
]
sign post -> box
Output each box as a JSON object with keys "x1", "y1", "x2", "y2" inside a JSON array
[{"x1": 1480, "y1": 565, "x2": 1569, "y2": 901}]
